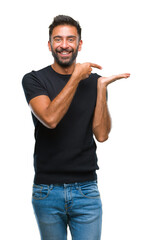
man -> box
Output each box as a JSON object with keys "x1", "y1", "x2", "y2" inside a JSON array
[{"x1": 22, "y1": 15, "x2": 130, "y2": 240}]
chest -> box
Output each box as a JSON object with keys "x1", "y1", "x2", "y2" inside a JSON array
[{"x1": 46, "y1": 77, "x2": 97, "y2": 114}]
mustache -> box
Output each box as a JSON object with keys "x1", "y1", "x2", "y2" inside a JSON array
[{"x1": 56, "y1": 48, "x2": 74, "y2": 53}]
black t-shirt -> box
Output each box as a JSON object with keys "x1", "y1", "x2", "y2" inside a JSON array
[{"x1": 22, "y1": 65, "x2": 101, "y2": 184}]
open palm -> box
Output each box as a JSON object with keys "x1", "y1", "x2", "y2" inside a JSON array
[{"x1": 100, "y1": 73, "x2": 130, "y2": 86}]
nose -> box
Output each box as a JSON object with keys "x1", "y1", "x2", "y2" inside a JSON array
[{"x1": 60, "y1": 38, "x2": 68, "y2": 49}]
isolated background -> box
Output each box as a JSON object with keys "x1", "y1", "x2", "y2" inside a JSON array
[{"x1": 1, "y1": 0, "x2": 152, "y2": 239}]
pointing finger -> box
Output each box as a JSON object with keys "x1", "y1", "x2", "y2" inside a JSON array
[{"x1": 89, "y1": 63, "x2": 102, "y2": 70}]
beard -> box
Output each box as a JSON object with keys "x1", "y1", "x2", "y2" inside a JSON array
[{"x1": 51, "y1": 44, "x2": 79, "y2": 67}]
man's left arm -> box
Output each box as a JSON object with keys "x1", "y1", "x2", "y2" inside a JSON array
[
  {"x1": 92, "y1": 78, "x2": 111, "y2": 142},
  {"x1": 92, "y1": 74, "x2": 130, "y2": 142}
]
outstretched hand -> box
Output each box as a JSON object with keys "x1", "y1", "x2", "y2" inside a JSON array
[
  {"x1": 73, "y1": 62, "x2": 130, "y2": 85},
  {"x1": 99, "y1": 73, "x2": 130, "y2": 87}
]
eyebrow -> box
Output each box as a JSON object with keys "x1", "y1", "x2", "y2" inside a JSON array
[{"x1": 53, "y1": 35, "x2": 77, "y2": 39}]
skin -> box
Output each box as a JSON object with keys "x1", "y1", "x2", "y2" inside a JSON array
[
  {"x1": 29, "y1": 24, "x2": 130, "y2": 142},
  {"x1": 48, "y1": 25, "x2": 82, "y2": 74},
  {"x1": 49, "y1": 25, "x2": 80, "y2": 69},
  {"x1": 92, "y1": 73, "x2": 130, "y2": 141}
]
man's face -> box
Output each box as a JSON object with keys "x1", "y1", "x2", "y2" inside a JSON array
[{"x1": 48, "y1": 25, "x2": 82, "y2": 67}]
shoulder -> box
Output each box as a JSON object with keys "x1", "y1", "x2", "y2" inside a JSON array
[
  {"x1": 22, "y1": 71, "x2": 38, "y2": 89},
  {"x1": 85, "y1": 73, "x2": 102, "y2": 86},
  {"x1": 91, "y1": 73, "x2": 102, "y2": 78},
  {"x1": 22, "y1": 65, "x2": 50, "y2": 85},
  {"x1": 89, "y1": 73, "x2": 102, "y2": 81},
  {"x1": 35, "y1": 65, "x2": 51, "y2": 77},
  {"x1": 22, "y1": 66, "x2": 50, "y2": 104}
]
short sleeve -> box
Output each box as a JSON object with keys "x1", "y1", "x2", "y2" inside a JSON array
[{"x1": 22, "y1": 71, "x2": 49, "y2": 104}]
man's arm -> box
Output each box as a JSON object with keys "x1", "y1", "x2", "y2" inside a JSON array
[
  {"x1": 92, "y1": 73, "x2": 130, "y2": 142},
  {"x1": 92, "y1": 80, "x2": 111, "y2": 142},
  {"x1": 29, "y1": 63, "x2": 102, "y2": 129}
]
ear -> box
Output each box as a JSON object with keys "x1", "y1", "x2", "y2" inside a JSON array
[
  {"x1": 48, "y1": 41, "x2": 52, "y2": 52},
  {"x1": 78, "y1": 40, "x2": 83, "y2": 52}
]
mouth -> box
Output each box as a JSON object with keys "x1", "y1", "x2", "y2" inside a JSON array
[{"x1": 57, "y1": 50, "x2": 73, "y2": 58}]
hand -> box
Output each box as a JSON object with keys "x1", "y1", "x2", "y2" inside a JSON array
[
  {"x1": 99, "y1": 73, "x2": 130, "y2": 87},
  {"x1": 73, "y1": 62, "x2": 102, "y2": 81}
]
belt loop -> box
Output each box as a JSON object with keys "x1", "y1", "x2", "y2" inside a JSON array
[{"x1": 75, "y1": 182, "x2": 79, "y2": 190}]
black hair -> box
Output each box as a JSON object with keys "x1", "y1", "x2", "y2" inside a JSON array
[{"x1": 49, "y1": 15, "x2": 82, "y2": 41}]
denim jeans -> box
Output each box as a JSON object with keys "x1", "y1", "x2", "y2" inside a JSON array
[{"x1": 32, "y1": 180, "x2": 102, "y2": 240}]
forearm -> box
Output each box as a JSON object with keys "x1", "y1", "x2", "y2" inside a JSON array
[
  {"x1": 92, "y1": 80, "x2": 111, "y2": 142},
  {"x1": 46, "y1": 73, "x2": 81, "y2": 128}
]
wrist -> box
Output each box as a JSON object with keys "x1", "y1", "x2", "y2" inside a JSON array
[
  {"x1": 97, "y1": 78, "x2": 107, "y2": 102},
  {"x1": 98, "y1": 77, "x2": 107, "y2": 90},
  {"x1": 71, "y1": 72, "x2": 82, "y2": 83},
  {"x1": 70, "y1": 73, "x2": 81, "y2": 86}
]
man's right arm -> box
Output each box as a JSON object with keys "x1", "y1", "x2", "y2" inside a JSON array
[{"x1": 29, "y1": 63, "x2": 102, "y2": 129}]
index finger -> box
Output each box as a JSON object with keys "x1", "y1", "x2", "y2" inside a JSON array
[{"x1": 89, "y1": 63, "x2": 102, "y2": 70}]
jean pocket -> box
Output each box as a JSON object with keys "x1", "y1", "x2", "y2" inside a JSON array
[
  {"x1": 78, "y1": 181, "x2": 100, "y2": 199},
  {"x1": 32, "y1": 184, "x2": 51, "y2": 200}
]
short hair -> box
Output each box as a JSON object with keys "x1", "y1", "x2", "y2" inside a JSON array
[{"x1": 49, "y1": 15, "x2": 82, "y2": 41}]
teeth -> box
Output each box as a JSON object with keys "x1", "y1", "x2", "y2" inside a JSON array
[{"x1": 61, "y1": 52, "x2": 70, "y2": 55}]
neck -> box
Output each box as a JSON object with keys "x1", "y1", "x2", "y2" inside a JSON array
[{"x1": 51, "y1": 61, "x2": 76, "y2": 75}]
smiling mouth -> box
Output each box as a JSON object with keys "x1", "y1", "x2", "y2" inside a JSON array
[
  {"x1": 57, "y1": 50, "x2": 73, "y2": 57},
  {"x1": 58, "y1": 52, "x2": 72, "y2": 57}
]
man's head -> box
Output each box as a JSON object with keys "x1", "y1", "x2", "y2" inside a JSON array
[
  {"x1": 49, "y1": 15, "x2": 82, "y2": 42},
  {"x1": 48, "y1": 15, "x2": 82, "y2": 67}
]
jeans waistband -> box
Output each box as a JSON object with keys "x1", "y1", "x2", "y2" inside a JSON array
[{"x1": 53, "y1": 180, "x2": 97, "y2": 187}]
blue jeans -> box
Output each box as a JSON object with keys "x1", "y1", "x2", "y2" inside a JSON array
[{"x1": 32, "y1": 180, "x2": 102, "y2": 240}]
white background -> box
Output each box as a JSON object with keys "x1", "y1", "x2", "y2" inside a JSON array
[{"x1": 0, "y1": 0, "x2": 152, "y2": 239}]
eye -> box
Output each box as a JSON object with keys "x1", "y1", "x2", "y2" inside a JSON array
[
  {"x1": 55, "y1": 38, "x2": 62, "y2": 43},
  {"x1": 68, "y1": 38, "x2": 74, "y2": 43}
]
